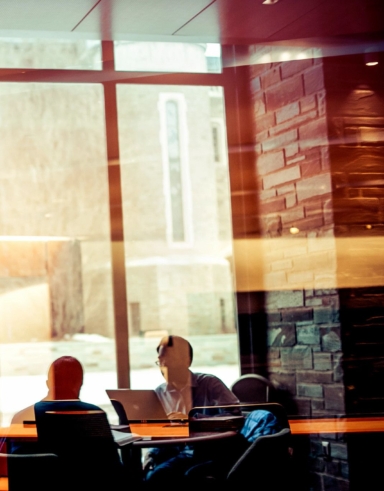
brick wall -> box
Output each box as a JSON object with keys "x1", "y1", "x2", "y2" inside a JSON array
[
  {"x1": 246, "y1": 52, "x2": 349, "y2": 491},
  {"x1": 247, "y1": 51, "x2": 344, "y2": 418}
]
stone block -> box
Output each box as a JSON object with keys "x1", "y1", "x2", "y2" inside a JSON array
[
  {"x1": 321, "y1": 329, "x2": 342, "y2": 352},
  {"x1": 306, "y1": 297, "x2": 323, "y2": 306},
  {"x1": 301, "y1": 160, "x2": 322, "y2": 178},
  {"x1": 314, "y1": 307, "x2": 334, "y2": 324},
  {"x1": 312, "y1": 399, "x2": 324, "y2": 412},
  {"x1": 251, "y1": 76, "x2": 261, "y2": 93},
  {"x1": 301, "y1": 95, "x2": 317, "y2": 113},
  {"x1": 254, "y1": 92, "x2": 266, "y2": 116},
  {"x1": 265, "y1": 75, "x2": 304, "y2": 111},
  {"x1": 281, "y1": 346, "x2": 313, "y2": 369},
  {"x1": 261, "y1": 66, "x2": 281, "y2": 88},
  {"x1": 262, "y1": 129, "x2": 298, "y2": 153},
  {"x1": 281, "y1": 59, "x2": 313, "y2": 79},
  {"x1": 263, "y1": 271, "x2": 287, "y2": 289},
  {"x1": 267, "y1": 324, "x2": 296, "y2": 347},
  {"x1": 259, "y1": 188, "x2": 276, "y2": 200},
  {"x1": 329, "y1": 442, "x2": 348, "y2": 460},
  {"x1": 271, "y1": 258, "x2": 293, "y2": 271},
  {"x1": 257, "y1": 150, "x2": 285, "y2": 176},
  {"x1": 283, "y1": 192, "x2": 296, "y2": 208},
  {"x1": 255, "y1": 111, "x2": 276, "y2": 133},
  {"x1": 333, "y1": 356, "x2": 344, "y2": 383},
  {"x1": 277, "y1": 183, "x2": 295, "y2": 195},
  {"x1": 304, "y1": 65, "x2": 325, "y2": 95},
  {"x1": 324, "y1": 385, "x2": 345, "y2": 411},
  {"x1": 280, "y1": 205, "x2": 305, "y2": 225},
  {"x1": 266, "y1": 311, "x2": 282, "y2": 323},
  {"x1": 260, "y1": 196, "x2": 286, "y2": 214},
  {"x1": 296, "y1": 173, "x2": 332, "y2": 202},
  {"x1": 276, "y1": 102, "x2": 300, "y2": 124},
  {"x1": 314, "y1": 352, "x2": 332, "y2": 370},
  {"x1": 340, "y1": 462, "x2": 349, "y2": 480},
  {"x1": 269, "y1": 371, "x2": 296, "y2": 393},
  {"x1": 297, "y1": 324, "x2": 320, "y2": 345},
  {"x1": 294, "y1": 397, "x2": 311, "y2": 415},
  {"x1": 297, "y1": 370, "x2": 333, "y2": 384},
  {"x1": 285, "y1": 142, "x2": 299, "y2": 157},
  {"x1": 299, "y1": 117, "x2": 328, "y2": 150},
  {"x1": 292, "y1": 216, "x2": 325, "y2": 234},
  {"x1": 281, "y1": 307, "x2": 313, "y2": 323},
  {"x1": 265, "y1": 290, "x2": 304, "y2": 309},
  {"x1": 310, "y1": 439, "x2": 323, "y2": 457},
  {"x1": 298, "y1": 383, "x2": 323, "y2": 398}
]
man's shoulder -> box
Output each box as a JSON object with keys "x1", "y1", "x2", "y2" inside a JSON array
[
  {"x1": 193, "y1": 372, "x2": 226, "y2": 384},
  {"x1": 11, "y1": 404, "x2": 36, "y2": 424}
]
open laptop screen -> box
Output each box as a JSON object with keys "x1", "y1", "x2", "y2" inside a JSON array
[{"x1": 106, "y1": 389, "x2": 170, "y2": 423}]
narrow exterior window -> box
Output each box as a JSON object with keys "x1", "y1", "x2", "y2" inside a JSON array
[
  {"x1": 129, "y1": 302, "x2": 141, "y2": 336},
  {"x1": 159, "y1": 93, "x2": 192, "y2": 245},
  {"x1": 165, "y1": 100, "x2": 185, "y2": 242},
  {"x1": 212, "y1": 123, "x2": 221, "y2": 163}
]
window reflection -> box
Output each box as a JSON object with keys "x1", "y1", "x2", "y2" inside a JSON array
[
  {"x1": 117, "y1": 81, "x2": 239, "y2": 388},
  {"x1": 0, "y1": 82, "x2": 115, "y2": 424}
]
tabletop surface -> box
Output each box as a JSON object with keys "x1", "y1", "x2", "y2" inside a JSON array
[
  {"x1": 288, "y1": 416, "x2": 384, "y2": 434},
  {"x1": 0, "y1": 422, "x2": 237, "y2": 447},
  {"x1": 2, "y1": 416, "x2": 384, "y2": 440}
]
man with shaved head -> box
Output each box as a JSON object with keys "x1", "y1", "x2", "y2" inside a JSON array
[
  {"x1": 12, "y1": 356, "x2": 93, "y2": 424},
  {"x1": 155, "y1": 335, "x2": 238, "y2": 419},
  {"x1": 145, "y1": 335, "x2": 239, "y2": 485}
]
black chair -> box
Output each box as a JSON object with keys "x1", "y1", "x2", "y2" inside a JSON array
[
  {"x1": 34, "y1": 401, "x2": 125, "y2": 491},
  {"x1": 186, "y1": 428, "x2": 292, "y2": 491},
  {"x1": 186, "y1": 403, "x2": 292, "y2": 490},
  {"x1": 0, "y1": 452, "x2": 58, "y2": 491},
  {"x1": 231, "y1": 374, "x2": 277, "y2": 403}
]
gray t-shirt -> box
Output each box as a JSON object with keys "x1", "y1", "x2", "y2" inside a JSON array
[{"x1": 155, "y1": 371, "x2": 238, "y2": 415}]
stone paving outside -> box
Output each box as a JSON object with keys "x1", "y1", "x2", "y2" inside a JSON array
[{"x1": 0, "y1": 333, "x2": 239, "y2": 425}]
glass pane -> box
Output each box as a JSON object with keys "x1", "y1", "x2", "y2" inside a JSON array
[
  {"x1": 0, "y1": 38, "x2": 102, "y2": 69},
  {"x1": 114, "y1": 41, "x2": 221, "y2": 73},
  {"x1": 0, "y1": 83, "x2": 116, "y2": 425},
  {"x1": 117, "y1": 83, "x2": 238, "y2": 390}
]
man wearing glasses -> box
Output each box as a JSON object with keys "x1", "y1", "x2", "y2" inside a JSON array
[{"x1": 145, "y1": 335, "x2": 239, "y2": 485}]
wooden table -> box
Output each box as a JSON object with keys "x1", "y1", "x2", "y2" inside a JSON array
[
  {"x1": 288, "y1": 416, "x2": 384, "y2": 435},
  {"x1": 3, "y1": 416, "x2": 384, "y2": 440}
]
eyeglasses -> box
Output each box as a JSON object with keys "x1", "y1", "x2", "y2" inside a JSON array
[{"x1": 155, "y1": 361, "x2": 163, "y2": 366}]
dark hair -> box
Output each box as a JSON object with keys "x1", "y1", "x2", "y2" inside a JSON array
[{"x1": 157, "y1": 335, "x2": 193, "y2": 363}]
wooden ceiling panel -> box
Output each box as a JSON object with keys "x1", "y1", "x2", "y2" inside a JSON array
[
  {"x1": 0, "y1": 0, "x2": 382, "y2": 44},
  {"x1": 178, "y1": 0, "x2": 384, "y2": 44},
  {"x1": 268, "y1": 0, "x2": 384, "y2": 41}
]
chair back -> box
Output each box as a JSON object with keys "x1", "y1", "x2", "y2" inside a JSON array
[
  {"x1": 227, "y1": 427, "x2": 291, "y2": 490},
  {"x1": 231, "y1": 374, "x2": 276, "y2": 403},
  {"x1": 189, "y1": 403, "x2": 290, "y2": 430},
  {"x1": 0, "y1": 453, "x2": 58, "y2": 491},
  {"x1": 35, "y1": 401, "x2": 124, "y2": 491}
]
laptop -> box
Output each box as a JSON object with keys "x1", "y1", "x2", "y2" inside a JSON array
[{"x1": 106, "y1": 389, "x2": 170, "y2": 423}]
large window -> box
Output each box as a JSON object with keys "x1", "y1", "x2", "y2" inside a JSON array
[{"x1": 0, "y1": 39, "x2": 239, "y2": 425}]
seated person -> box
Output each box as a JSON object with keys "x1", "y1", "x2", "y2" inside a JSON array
[
  {"x1": 155, "y1": 335, "x2": 239, "y2": 418},
  {"x1": 10, "y1": 356, "x2": 103, "y2": 453},
  {"x1": 145, "y1": 335, "x2": 239, "y2": 484}
]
